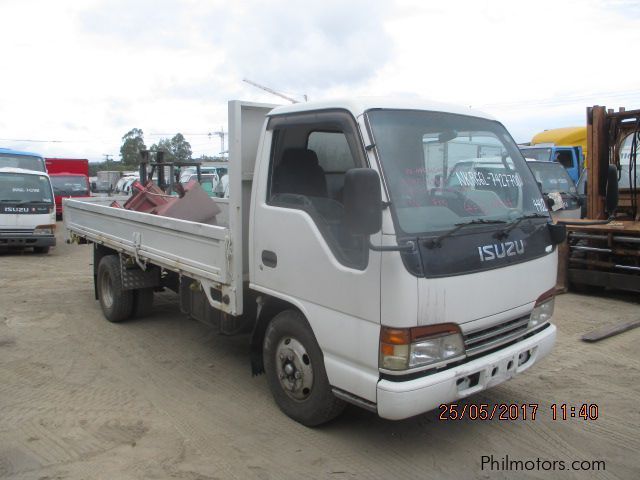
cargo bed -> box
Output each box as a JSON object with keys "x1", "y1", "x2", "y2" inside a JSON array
[{"x1": 64, "y1": 195, "x2": 236, "y2": 313}]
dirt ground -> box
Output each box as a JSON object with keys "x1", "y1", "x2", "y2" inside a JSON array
[{"x1": 0, "y1": 225, "x2": 638, "y2": 480}]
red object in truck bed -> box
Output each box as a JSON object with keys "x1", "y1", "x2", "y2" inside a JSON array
[{"x1": 121, "y1": 180, "x2": 220, "y2": 224}]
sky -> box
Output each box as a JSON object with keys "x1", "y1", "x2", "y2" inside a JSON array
[{"x1": 1, "y1": 0, "x2": 639, "y2": 163}]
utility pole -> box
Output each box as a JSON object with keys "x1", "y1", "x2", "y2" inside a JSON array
[{"x1": 103, "y1": 154, "x2": 113, "y2": 168}]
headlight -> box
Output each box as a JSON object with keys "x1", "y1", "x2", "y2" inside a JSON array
[
  {"x1": 34, "y1": 224, "x2": 56, "y2": 235},
  {"x1": 380, "y1": 323, "x2": 466, "y2": 371},
  {"x1": 529, "y1": 289, "x2": 555, "y2": 329}
]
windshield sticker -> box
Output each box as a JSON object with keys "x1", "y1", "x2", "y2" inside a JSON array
[
  {"x1": 12, "y1": 187, "x2": 42, "y2": 193},
  {"x1": 533, "y1": 198, "x2": 548, "y2": 212},
  {"x1": 455, "y1": 171, "x2": 523, "y2": 188}
]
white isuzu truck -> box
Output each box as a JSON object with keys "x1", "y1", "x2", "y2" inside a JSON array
[
  {"x1": 1, "y1": 167, "x2": 56, "y2": 253},
  {"x1": 64, "y1": 99, "x2": 562, "y2": 426}
]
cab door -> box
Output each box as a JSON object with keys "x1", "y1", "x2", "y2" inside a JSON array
[{"x1": 251, "y1": 110, "x2": 382, "y2": 401}]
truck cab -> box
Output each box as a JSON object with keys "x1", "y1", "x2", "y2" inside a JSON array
[
  {"x1": 0, "y1": 167, "x2": 56, "y2": 253},
  {"x1": 519, "y1": 144, "x2": 583, "y2": 183},
  {"x1": 49, "y1": 174, "x2": 91, "y2": 218},
  {"x1": 45, "y1": 158, "x2": 91, "y2": 218},
  {"x1": 250, "y1": 99, "x2": 558, "y2": 421}
]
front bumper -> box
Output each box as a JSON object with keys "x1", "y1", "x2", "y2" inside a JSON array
[
  {"x1": 0, "y1": 234, "x2": 56, "y2": 248},
  {"x1": 376, "y1": 324, "x2": 556, "y2": 420}
]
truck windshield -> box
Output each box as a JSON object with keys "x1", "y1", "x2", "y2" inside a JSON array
[
  {"x1": 367, "y1": 110, "x2": 547, "y2": 234},
  {"x1": 0, "y1": 153, "x2": 46, "y2": 172},
  {"x1": 519, "y1": 148, "x2": 552, "y2": 162},
  {"x1": 51, "y1": 175, "x2": 89, "y2": 196},
  {"x1": 0, "y1": 173, "x2": 54, "y2": 203},
  {"x1": 527, "y1": 162, "x2": 576, "y2": 194}
]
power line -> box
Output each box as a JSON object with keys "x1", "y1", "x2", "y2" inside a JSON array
[
  {"x1": 0, "y1": 138, "x2": 64, "y2": 143},
  {"x1": 147, "y1": 132, "x2": 213, "y2": 136},
  {"x1": 477, "y1": 89, "x2": 640, "y2": 109},
  {"x1": 0, "y1": 137, "x2": 109, "y2": 144}
]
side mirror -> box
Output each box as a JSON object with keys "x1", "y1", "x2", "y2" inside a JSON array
[
  {"x1": 605, "y1": 164, "x2": 618, "y2": 216},
  {"x1": 343, "y1": 168, "x2": 382, "y2": 235},
  {"x1": 548, "y1": 223, "x2": 566, "y2": 245}
]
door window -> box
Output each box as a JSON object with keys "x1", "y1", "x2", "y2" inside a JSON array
[
  {"x1": 267, "y1": 118, "x2": 368, "y2": 269},
  {"x1": 555, "y1": 150, "x2": 574, "y2": 169}
]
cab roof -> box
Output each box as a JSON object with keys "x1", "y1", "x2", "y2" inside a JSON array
[
  {"x1": 0, "y1": 166, "x2": 51, "y2": 177},
  {"x1": 0, "y1": 147, "x2": 44, "y2": 158},
  {"x1": 268, "y1": 97, "x2": 495, "y2": 121},
  {"x1": 531, "y1": 127, "x2": 587, "y2": 155}
]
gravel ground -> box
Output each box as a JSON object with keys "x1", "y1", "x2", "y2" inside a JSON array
[{"x1": 0, "y1": 225, "x2": 638, "y2": 479}]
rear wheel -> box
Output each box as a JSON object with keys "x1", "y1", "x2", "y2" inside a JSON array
[
  {"x1": 97, "y1": 255, "x2": 133, "y2": 322},
  {"x1": 263, "y1": 310, "x2": 345, "y2": 426}
]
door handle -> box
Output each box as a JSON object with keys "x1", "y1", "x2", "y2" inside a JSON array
[{"x1": 262, "y1": 250, "x2": 277, "y2": 268}]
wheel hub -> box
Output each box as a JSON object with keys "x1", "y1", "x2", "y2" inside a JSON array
[
  {"x1": 100, "y1": 271, "x2": 114, "y2": 308},
  {"x1": 275, "y1": 337, "x2": 314, "y2": 401}
]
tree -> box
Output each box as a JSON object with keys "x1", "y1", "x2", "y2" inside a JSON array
[
  {"x1": 150, "y1": 138, "x2": 174, "y2": 162},
  {"x1": 150, "y1": 133, "x2": 192, "y2": 163},
  {"x1": 120, "y1": 128, "x2": 146, "y2": 166},
  {"x1": 170, "y1": 133, "x2": 192, "y2": 163}
]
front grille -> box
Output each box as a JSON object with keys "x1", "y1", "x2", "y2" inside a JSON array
[
  {"x1": 464, "y1": 315, "x2": 531, "y2": 357},
  {"x1": 0, "y1": 228, "x2": 34, "y2": 235}
]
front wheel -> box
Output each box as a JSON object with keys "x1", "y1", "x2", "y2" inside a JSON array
[{"x1": 263, "y1": 310, "x2": 346, "y2": 426}]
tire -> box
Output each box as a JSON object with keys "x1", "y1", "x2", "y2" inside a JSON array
[
  {"x1": 34, "y1": 246, "x2": 50, "y2": 254},
  {"x1": 97, "y1": 255, "x2": 134, "y2": 322},
  {"x1": 263, "y1": 310, "x2": 346, "y2": 426},
  {"x1": 131, "y1": 288, "x2": 154, "y2": 318}
]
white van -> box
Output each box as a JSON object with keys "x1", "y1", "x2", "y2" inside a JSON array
[{"x1": 0, "y1": 167, "x2": 56, "y2": 253}]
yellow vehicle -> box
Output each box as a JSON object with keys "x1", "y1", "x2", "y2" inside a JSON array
[
  {"x1": 532, "y1": 126, "x2": 587, "y2": 165},
  {"x1": 520, "y1": 127, "x2": 587, "y2": 184}
]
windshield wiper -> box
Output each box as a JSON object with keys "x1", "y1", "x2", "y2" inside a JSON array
[
  {"x1": 496, "y1": 213, "x2": 549, "y2": 239},
  {"x1": 425, "y1": 219, "x2": 507, "y2": 249}
]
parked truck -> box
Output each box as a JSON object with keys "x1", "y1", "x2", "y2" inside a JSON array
[
  {"x1": 0, "y1": 147, "x2": 47, "y2": 172},
  {"x1": 0, "y1": 166, "x2": 56, "y2": 253},
  {"x1": 45, "y1": 158, "x2": 90, "y2": 218},
  {"x1": 519, "y1": 127, "x2": 587, "y2": 183},
  {"x1": 94, "y1": 170, "x2": 122, "y2": 193},
  {"x1": 64, "y1": 99, "x2": 562, "y2": 425}
]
